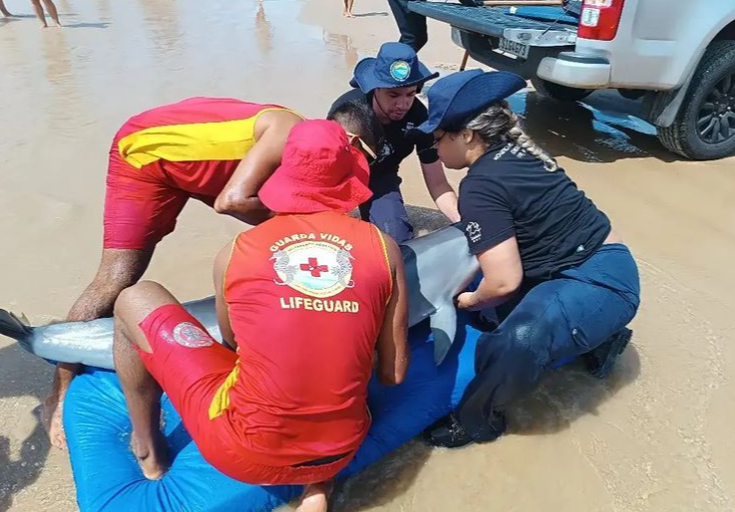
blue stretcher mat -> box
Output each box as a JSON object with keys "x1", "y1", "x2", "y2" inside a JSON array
[{"x1": 63, "y1": 316, "x2": 482, "y2": 512}]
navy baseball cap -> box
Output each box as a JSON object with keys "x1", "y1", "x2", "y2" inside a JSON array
[
  {"x1": 350, "y1": 42, "x2": 439, "y2": 94},
  {"x1": 414, "y1": 70, "x2": 527, "y2": 134}
]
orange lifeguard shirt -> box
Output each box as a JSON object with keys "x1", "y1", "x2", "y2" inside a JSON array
[{"x1": 215, "y1": 211, "x2": 393, "y2": 466}]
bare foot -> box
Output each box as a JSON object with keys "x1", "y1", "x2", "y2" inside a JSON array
[
  {"x1": 131, "y1": 431, "x2": 169, "y2": 480},
  {"x1": 42, "y1": 394, "x2": 67, "y2": 450},
  {"x1": 296, "y1": 482, "x2": 333, "y2": 512}
]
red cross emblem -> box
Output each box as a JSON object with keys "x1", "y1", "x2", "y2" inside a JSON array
[{"x1": 300, "y1": 258, "x2": 329, "y2": 278}]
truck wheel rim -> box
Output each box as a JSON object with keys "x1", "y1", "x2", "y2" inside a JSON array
[{"x1": 698, "y1": 73, "x2": 735, "y2": 144}]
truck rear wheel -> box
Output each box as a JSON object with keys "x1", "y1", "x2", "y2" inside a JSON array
[
  {"x1": 658, "y1": 41, "x2": 735, "y2": 160},
  {"x1": 618, "y1": 89, "x2": 646, "y2": 100},
  {"x1": 531, "y1": 78, "x2": 592, "y2": 102}
]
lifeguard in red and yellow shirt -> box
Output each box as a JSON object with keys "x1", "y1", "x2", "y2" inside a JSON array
[
  {"x1": 43, "y1": 97, "x2": 382, "y2": 450},
  {"x1": 113, "y1": 120, "x2": 409, "y2": 512}
]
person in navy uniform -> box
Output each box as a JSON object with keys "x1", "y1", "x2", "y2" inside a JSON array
[
  {"x1": 414, "y1": 70, "x2": 641, "y2": 448},
  {"x1": 329, "y1": 42, "x2": 459, "y2": 243}
]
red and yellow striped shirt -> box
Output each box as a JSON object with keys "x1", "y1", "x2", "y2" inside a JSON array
[{"x1": 113, "y1": 97, "x2": 302, "y2": 198}]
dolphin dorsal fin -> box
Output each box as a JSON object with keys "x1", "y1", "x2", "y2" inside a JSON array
[{"x1": 429, "y1": 304, "x2": 458, "y2": 365}]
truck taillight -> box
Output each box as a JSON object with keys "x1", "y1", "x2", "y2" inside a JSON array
[{"x1": 578, "y1": 0, "x2": 625, "y2": 41}]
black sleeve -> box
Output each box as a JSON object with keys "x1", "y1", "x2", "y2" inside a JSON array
[
  {"x1": 409, "y1": 101, "x2": 439, "y2": 164},
  {"x1": 459, "y1": 179, "x2": 515, "y2": 255}
]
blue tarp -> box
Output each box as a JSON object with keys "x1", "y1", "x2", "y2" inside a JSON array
[{"x1": 64, "y1": 316, "x2": 483, "y2": 512}]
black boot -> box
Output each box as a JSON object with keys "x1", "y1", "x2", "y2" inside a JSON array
[
  {"x1": 422, "y1": 411, "x2": 507, "y2": 448},
  {"x1": 583, "y1": 328, "x2": 632, "y2": 379}
]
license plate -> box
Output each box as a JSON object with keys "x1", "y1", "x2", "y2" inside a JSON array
[{"x1": 498, "y1": 37, "x2": 530, "y2": 59}]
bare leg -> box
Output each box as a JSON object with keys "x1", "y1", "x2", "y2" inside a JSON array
[
  {"x1": 297, "y1": 481, "x2": 333, "y2": 512},
  {"x1": 68, "y1": 248, "x2": 154, "y2": 321},
  {"x1": 29, "y1": 0, "x2": 47, "y2": 27},
  {"x1": 342, "y1": 0, "x2": 348, "y2": 16},
  {"x1": 43, "y1": 248, "x2": 153, "y2": 450},
  {"x1": 113, "y1": 281, "x2": 180, "y2": 480},
  {"x1": 346, "y1": 0, "x2": 355, "y2": 17},
  {"x1": 1, "y1": 0, "x2": 13, "y2": 17},
  {"x1": 114, "y1": 322, "x2": 168, "y2": 480},
  {"x1": 40, "y1": 0, "x2": 61, "y2": 26}
]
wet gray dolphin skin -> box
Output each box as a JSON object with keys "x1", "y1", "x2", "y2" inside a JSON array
[
  {"x1": 0, "y1": 297, "x2": 222, "y2": 370},
  {"x1": 401, "y1": 224, "x2": 480, "y2": 362},
  {"x1": 0, "y1": 225, "x2": 479, "y2": 369}
]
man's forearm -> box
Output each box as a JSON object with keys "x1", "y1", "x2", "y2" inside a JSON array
[
  {"x1": 224, "y1": 208, "x2": 274, "y2": 226},
  {"x1": 215, "y1": 195, "x2": 274, "y2": 225}
]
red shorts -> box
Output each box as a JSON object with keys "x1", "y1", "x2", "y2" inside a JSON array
[
  {"x1": 103, "y1": 142, "x2": 191, "y2": 250},
  {"x1": 103, "y1": 140, "x2": 232, "y2": 250},
  {"x1": 135, "y1": 304, "x2": 355, "y2": 485}
]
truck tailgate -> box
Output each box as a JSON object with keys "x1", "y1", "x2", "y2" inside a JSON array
[{"x1": 407, "y1": 2, "x2": 578, "y2": 41}]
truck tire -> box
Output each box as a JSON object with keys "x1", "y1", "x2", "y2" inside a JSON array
[
  {"x1": 658, "y1": 41, "x2": 735, "y2": 160},
  {"x1": 531, "y1": 78, "x2": 592, "y2": 102},
  {"x1": 618, "y1": 89, "x2": 646, "y2": 100}
]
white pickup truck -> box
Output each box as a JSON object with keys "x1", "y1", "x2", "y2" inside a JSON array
[{"x1": 409, "y1": 0, "x2": 735, "y2": 160}]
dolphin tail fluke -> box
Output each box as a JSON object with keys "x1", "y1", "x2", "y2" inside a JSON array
[
  {"x1": 0, "y1": 309, "x2": 32, "y2": 346},
  {"x1": 430, "y1": 304, "x2": 458, "y2": 365}
]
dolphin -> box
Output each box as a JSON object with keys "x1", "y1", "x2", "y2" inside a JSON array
[
  {"x1": 0, "y1": 224, "x2": 479, "y2": 369},
  {"x1": 401, "y1": 224, "x2": 480, "y2": 362},
  {"x1": 0, "y1": 297, "x2": 221, "y2": 370}
]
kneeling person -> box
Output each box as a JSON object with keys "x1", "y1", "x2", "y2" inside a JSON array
[
  {"x1": 113, "y1": 120, "x2": 409, "y2": 512},
  {"x1": 329, "y1": 42, "x2": 460, "y2": 243},
  {"x1": 46, "y1": 97, "x2": 381, "y2": 450},
  {"x1": 416, "y1": 70, "x2": 641, "y2": 448}
]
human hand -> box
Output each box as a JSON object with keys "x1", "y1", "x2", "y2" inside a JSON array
[{"x1": 455, "y1": 292, "x2": 479, "y2": 311}]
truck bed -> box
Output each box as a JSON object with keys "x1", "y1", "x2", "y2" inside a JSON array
[
  {"x1": 407, "y1": 1, "x2": 580, "y2": 78},
  {"x1": 407, "y1": 2, "x2": 579, "y2": 39}
]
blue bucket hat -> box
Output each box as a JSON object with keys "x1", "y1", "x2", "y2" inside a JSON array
[
  {"x1": 414, "y1": 70, "x2": 527, "y2": 134},
  {"x1": 350, "y1": 42, "x2": 439, "y2": 93}
]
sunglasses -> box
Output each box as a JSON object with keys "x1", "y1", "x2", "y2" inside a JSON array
[
  {"x1": 346, "y1": 132, "x2": 378, "y2": 163},
  {"x1": 418, "y1": 131, "x2": 448, "y2": 156},
  {"x1": 433, "y1": 131, "x2": 448, "y2": 146}
]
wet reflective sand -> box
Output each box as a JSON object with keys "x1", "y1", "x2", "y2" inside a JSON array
[{"x1": 2, "y1": 0, "x2": 735, "y2": 511}]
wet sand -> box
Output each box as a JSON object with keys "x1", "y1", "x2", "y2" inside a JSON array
[{"x1": 2, "y1": 0, "x2": 735, "y2": 511}]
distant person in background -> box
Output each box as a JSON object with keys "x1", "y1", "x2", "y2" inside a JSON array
[
  {"x1": 343, "y1": 0, "x2": 355, "y2": 18},
  {"x1": 387, "y1": 0, "x2": 483, "y2": 51},
  {"x1": 387, "y1": 0, "x2": 428, "y2": 52},
  {"x1": 30, "y1": 0, "x2": 62, "y2": 28}
]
